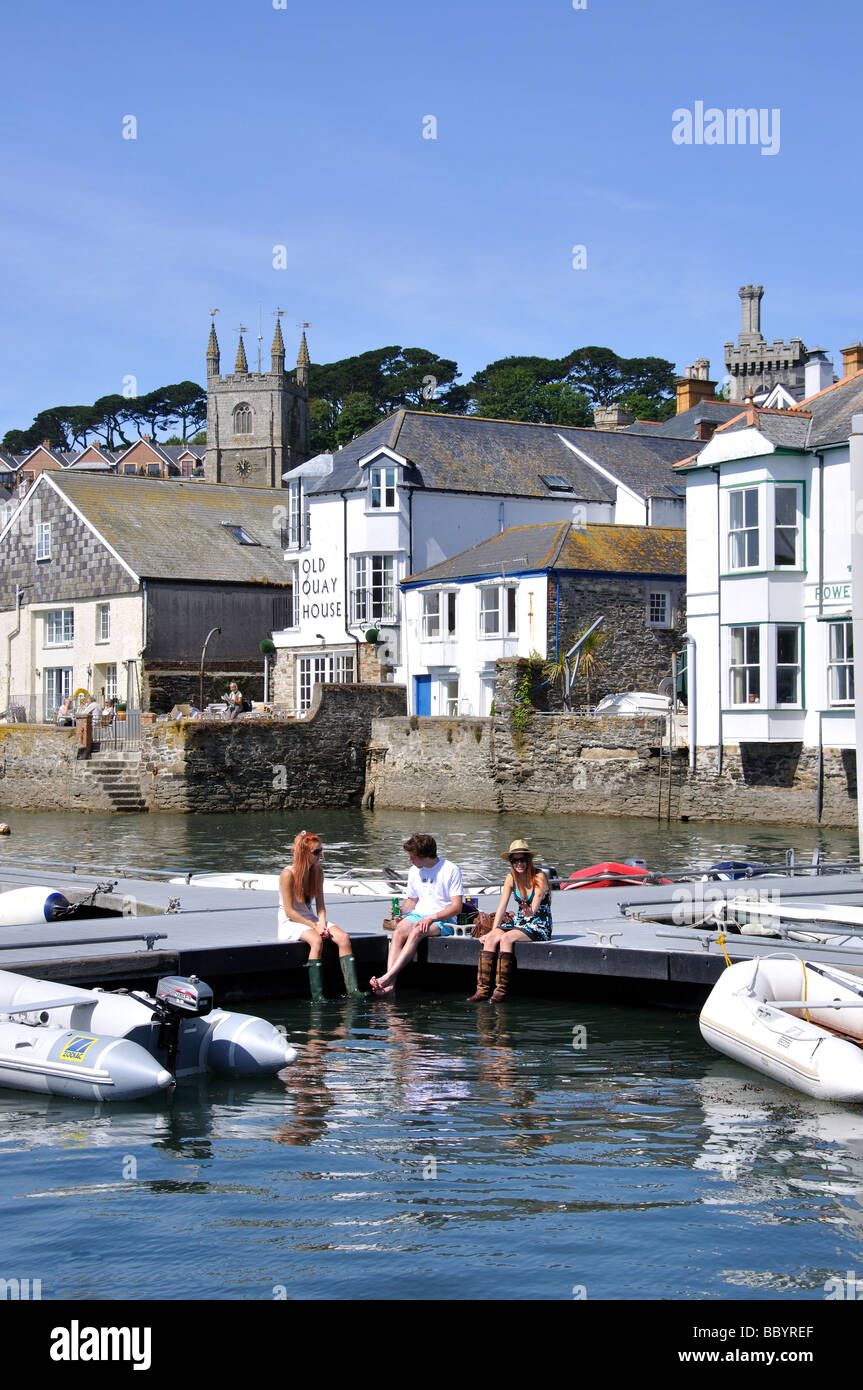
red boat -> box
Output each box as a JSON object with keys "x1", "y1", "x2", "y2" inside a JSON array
[{"x1": 560, "y1": 862, "x2": 671, "y2": 890}]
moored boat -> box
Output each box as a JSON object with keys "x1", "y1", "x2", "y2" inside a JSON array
[
  {"x1": 561, "y1": 861, "x2": 671, "y2": 890},
  {"x1": 0, "y1": 969, "x2": 298, "y2": 1100},
  {"x1": 699, "y1": 955, "x2": 863, "y2": 1102}
]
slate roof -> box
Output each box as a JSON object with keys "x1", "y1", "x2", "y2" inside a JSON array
[
  {"x1": 678, "y1": 370, "x2": 863, "y2": 468},
  {"x1": 300, "y1": 411, "x2": 704, "y2": 503},
  {"x1": 403, "y1": 521, "x2": 686, "y2": 586},
  {"x1": 0, "y1": 452, "x2": 17, "y2": 473},
  {"x1": 623, "y1": 401, "x2": 741, "y2": 439},
  {"x1": 43, "y1": 473, "x2": 292, "y2": 585}
]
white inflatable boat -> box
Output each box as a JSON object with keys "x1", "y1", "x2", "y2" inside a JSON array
[
  {"x1": 700, "y1": 955, "x2": 863, "y2": 1102},
  {"x1": 0, "y1": 970, "x2": 298, "y2": 1102}
]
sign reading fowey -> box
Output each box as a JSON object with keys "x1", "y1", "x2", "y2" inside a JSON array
[{"x1": 298, "y1": 556, "x2": 341, "y2": 622}]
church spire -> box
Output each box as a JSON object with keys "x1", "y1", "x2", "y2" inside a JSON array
[
  {"x1": 206, "y1": 316, "x2": 220, "y2": 377},
  {"x1": 296, "y1": 325, "x2": 310, "y2": 390},
  {"x1": 271, "y1": 313, "x2": 285, "y2": 375},
  {"x1": 234, "y1": 333, "x2": 248, "y2": 375}
]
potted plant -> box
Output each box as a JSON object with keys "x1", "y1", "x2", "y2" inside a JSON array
[
  {"x1": 116, "y1": 700, "x2": 127, "y2": 723},
  {"x1": 365, "y1": 628, "x2": 380, "y2": 644}
]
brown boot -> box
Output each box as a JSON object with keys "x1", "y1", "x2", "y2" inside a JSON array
[
  {"x1": 467, "y1": 950, "x2": 496, "y2": 1002},
  {"x1": 491, "y1": 952, "x2": 514, "y2": 1002}
]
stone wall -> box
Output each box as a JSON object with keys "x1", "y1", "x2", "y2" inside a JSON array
[
  {"x1": 367, "y1": 659, "x2": 859, "y2": 827},
  {"x1": 548, "y1": 574, "x2": 685, "y2": 710},
  {"x1": 140, "y1": 682, "x2": 406, "y2": 812},
  {"x1": 142, "y1": 661, "x2": 265, "y2": 714},
  {"x1": 0, "y1": 724, "x2": 119, "y2": 812}
]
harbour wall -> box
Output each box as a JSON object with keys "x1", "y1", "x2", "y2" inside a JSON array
[
  {"x1": 0, "y1": 684, "x2": 406, "y2": 814},
  {"x1": 366, "y1": 660, "x2": 858, "y2": 828}
]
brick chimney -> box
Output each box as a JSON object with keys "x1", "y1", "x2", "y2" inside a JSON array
[
  {"x1": 841, "y1": 343, "x2": 863, "y2": 379},
  {"x1": 675, "y1": 359, "x2": 717, "y2": 415}
]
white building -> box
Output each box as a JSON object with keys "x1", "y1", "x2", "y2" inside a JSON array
[
  {"x1": 271, "y1": 409, "x2": 701, "y2": 711},
  {"x1": 679, "y1": 363, "x2": 863, "y2": 756},
  {"x1": 400, "y1": 521, "x2": 686, "y2": 716}
]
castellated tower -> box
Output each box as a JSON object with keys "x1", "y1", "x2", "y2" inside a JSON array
[
  {"x1": 724, "y1": 284, "x2": 807, "y2": 403},
  {"x1": 204, "y1": 316, "x2": 311, "y2": 486}
]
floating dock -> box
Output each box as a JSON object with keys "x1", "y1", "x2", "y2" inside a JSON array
[{"x1": 3, "y1": 860, "x2": 863, "y2": 1009}]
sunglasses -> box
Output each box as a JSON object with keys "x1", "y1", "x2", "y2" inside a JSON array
[
  {"x1": 311, "y1": 848, "x2": 323, "y2": 857},
  {"x1": 510, "y1": 855, "x2": 529, "y2": 864}
]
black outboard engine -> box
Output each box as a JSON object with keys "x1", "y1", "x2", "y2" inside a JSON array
[
  {"x1": 130, "y1": 975, "x2": 214, "y2": 1079},
  {"x1": 537, "y1": 863, "x2": 561, "y2": 890}
]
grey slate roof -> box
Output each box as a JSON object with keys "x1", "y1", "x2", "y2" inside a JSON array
[
  {"x1": 403, "y1": 521, "x2": 686, "y2": 586},
  {"x1": 45, "y1": 473, "x2": 292, "y2": 585},
  {"x1": 680, "y1": 372, "x2": 863, "y2": 467},
  {"x1": 302, "y1": 410, "x2": 704, "y2": 503},
  {"x1": 623, "y1": 401, "x2": 741, "y2": 439}
]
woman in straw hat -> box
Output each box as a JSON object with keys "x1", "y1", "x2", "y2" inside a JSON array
[{"x1": 467, "y1": 839, "x2": 553, "y2": 1003}]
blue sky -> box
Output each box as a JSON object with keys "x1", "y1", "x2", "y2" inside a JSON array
[{"x1": 1, "y1": 0, "x2": 860, "y2": 438}]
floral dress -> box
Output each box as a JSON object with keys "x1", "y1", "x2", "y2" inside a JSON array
[{"x1": 509, "y1": 883, "x2": 553, "y2": 941}]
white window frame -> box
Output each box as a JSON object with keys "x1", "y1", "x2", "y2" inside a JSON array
[
  {"x1": 726, "y1": 482, "x2": 804, "y2": 574},
  {"x1": 368, "y1": 464, "x2": 398, "y2": 512},
  {"x1": 44, "y1": 608, "x2": 74, "y2": 648},
  {"x1": 775, "y1": 624, "x2": 801, "y2": 706},
  {"x1": 104, "y1": 664, "x2": 118, "y2": 700},
  {"x1": 297, "y1": 652, "x2": 355, "y2": 712},
  {"x1": 727, "y1": 487, "x2": 760, "y2": 571},
  {"x1": 421, "y1": 590, "x2": 457, "y2": 640},
  {"x1": 440, "y1": 675, "x2": 459, "y2": 716},
  {"x1": 827, "y1": 620, "x2": 854, "y2": 706},
  {"x1": 729, "y1": 625, "x2": 761, "y2": 705},
  {"x1": 478, "y1": 584, "x2": 516, "y2": 639},
  {"x1": 727, "y1": 622, "x2": 803, "y2": 709},
  {"x1": 351, "y1": 554, "x2": 397, "y2": 625},
  {"x1": 96, "y1": 603, "x2": 111, "y2": 643},
  {"x1": 648, "y1": 589, "x2": 671, "y2": 629},
  {"x1": 44, "y1": 666, "x2": 73, "y2": 714},
  {"x1": 35, "y1": 521, "x2": 51, "y2": 561},
  {"x1": 283, "y1": 479, "x2": 310, "y2": 549}
]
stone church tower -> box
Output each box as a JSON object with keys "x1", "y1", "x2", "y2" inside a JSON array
[{"x1": 204, "y1": 317, "x2": 311, "y2": 486}]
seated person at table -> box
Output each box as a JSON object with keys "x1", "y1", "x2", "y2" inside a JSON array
[
  {"x1": 370, "y1": 834, "x2": 463, "y2": 996},
  {"x1": 56, "y1": 697, "x2": 74, "y2": 726}
]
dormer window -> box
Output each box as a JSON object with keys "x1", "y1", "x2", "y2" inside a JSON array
[
  {"x1": 233, "y1": 404, "x2": 253, "y2": 435},
  {"x1": 369, "y1": 464, "x2": 398, "y2": 510}
]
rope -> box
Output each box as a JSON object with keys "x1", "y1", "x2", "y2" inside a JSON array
[{"x1": 716, "y1": 932, "x2": 733, "y2": 968}]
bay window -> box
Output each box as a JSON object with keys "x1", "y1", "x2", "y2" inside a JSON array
[
  {"x1": 479, "y1": 585, "x2": 517, "y2": 638},
  {"x1": 421, "y1": 590, "x2": 457, "y2": 640}
]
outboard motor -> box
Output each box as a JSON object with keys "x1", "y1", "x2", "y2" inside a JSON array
[
  {"x1": 537, "y1": 863, "x2": 560, "y2": 890},
  {"x1": 132, "y1": 975, "x2": 214, "y2": 1079}
]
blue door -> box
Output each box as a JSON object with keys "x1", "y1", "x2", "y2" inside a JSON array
[{"x1": 414, "y1": 675, "x2": 431, "y2": 715}]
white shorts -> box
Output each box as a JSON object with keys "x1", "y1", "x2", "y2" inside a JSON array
[{"x1": 277, "y1": 914, "x2": 336, "y2": 943}]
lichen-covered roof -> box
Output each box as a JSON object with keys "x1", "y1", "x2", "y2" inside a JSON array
[
  {"x1": 46, "y1": 473, "x2": 292, "y2": 585},
  {"x1": 403, "y1": 521, "x2": 686, "y2": 586},
  {"x1": 305, "y1": 411, "x2": 704, "y2": 502}
]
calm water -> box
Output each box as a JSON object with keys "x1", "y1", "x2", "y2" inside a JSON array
[{"x1": 1, "y1": 809, "x2": 862, "y2": 1301}]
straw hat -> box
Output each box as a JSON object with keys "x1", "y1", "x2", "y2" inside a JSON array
[{"x1": 502, "y1": 839, "x2": 534, "y2": 862}]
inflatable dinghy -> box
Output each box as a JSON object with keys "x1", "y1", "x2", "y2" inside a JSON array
[
  {"x1": 700, "y1": 955, "x2": 863, "y2": 1102},
  {"x1": 0, "y1": 970, "x2": 298, "y2": 1100}
]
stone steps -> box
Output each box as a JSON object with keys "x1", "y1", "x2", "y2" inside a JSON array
[{"x1": 79, "y1": 750, "x2": 148, "y2": 813}]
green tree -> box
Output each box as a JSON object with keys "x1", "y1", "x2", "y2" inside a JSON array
[
  {"x1": 92, "y1": 395, "x2": 133, "y2": 450},
  {"x1": 164, "y1": 382, "x2": 206, "y2": 441}
]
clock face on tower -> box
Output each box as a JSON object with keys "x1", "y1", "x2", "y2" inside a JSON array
[{"x1": 235, "y1": 458, "x2": 251, "y2": 478}]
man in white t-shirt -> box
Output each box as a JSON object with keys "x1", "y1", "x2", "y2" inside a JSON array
[{"x1": 370, "y1": 833, "x2": 463, "y2": 996}]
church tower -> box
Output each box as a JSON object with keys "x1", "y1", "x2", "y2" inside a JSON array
[{"x1": 204, "y1": 313, "x2": 311, "y2": 486}]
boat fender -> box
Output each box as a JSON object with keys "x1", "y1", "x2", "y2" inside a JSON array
[{"x1": 0, "y1": 887, "x2": 72, "y2": 927}]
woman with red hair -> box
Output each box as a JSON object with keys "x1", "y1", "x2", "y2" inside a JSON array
[{"x1": 278, "y1": 830, "x2": 365, "y2": 1000}]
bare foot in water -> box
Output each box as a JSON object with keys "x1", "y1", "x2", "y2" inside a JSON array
[{"x1": 370, "y1": 976, "x2": 394, "y2": 996}]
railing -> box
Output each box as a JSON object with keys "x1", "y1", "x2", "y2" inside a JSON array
[{"x1": 2, "y1": 695, "x2": 141, "y2": 747}]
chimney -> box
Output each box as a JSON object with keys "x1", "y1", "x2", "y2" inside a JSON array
[
  {"x1": 842, "y1": 343, "x2": 863, "y2": 379},
  {"x1": 42, "y1": 439, "x2": 51, "y2": 448},
  {"x1": 675, "y1": 360, "x2": 717, "y2": 415},
  {"x1": 738, "y1": 283, "x2": 765, "y2": 343},
  {"x1": 804, "y1": 348, "x2": 834, "y2": 397},
  {"x1": 593, "y1": 403, "x2": 633, "y2": 431}
]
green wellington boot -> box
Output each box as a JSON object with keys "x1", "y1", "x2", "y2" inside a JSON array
[
  {"x1": 467, "y1": 950, "x2": 496, "y2": 1002},
  {"x1": 490, "y1": 952, "x2": 514, "y2": 1002},
  {"x1": 304, "y1": 959, "x2": 326, "y2": 1002},
  {"x1": 339, "y1": 955, "x2": 368, "y2": 998}
]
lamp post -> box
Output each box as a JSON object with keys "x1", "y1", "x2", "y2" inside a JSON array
[{"x1": 200, "y1": 627, "x2": 221, "y2": 712}]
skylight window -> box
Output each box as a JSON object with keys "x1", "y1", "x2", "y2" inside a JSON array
[
  {"x1": 221, "y1": 523, "x2": 260, "y2": 545},
  {"x1": 540, "y1": 474, "x2": 575, "y2": 494}
]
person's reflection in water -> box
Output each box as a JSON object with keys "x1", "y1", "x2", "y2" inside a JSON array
[
  {"x1": 475, "y1": 1008, "x2": 554, "y2": 1155},
  {"x1": 272, "y1": 1023, "x2": 337, "y2": 1147}
]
